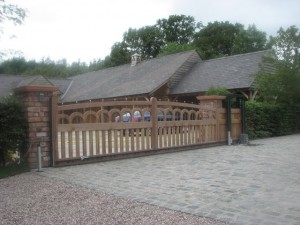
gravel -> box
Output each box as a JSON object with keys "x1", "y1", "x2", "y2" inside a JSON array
[{"x1": 0, "y1": 172, "x2": 229, "y2": 225}]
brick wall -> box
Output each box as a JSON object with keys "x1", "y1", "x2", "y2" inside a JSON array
[{"x1": 14, "y1": 86, "x2": 58, "y2": 169}]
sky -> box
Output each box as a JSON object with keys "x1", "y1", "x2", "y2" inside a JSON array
[{"x1": 1, "y1": 0, "x2": 300, "y2": 64}]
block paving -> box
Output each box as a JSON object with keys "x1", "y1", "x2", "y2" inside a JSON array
[{"x1": 40, "y1": 134, "x2": 300, "y2": 225}]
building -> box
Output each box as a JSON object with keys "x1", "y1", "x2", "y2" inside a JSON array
[{"x1": 0, "y1": 50, "x2": 271, "y2": 103}]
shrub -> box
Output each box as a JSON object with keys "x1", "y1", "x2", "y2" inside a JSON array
[
  {"x1": 205, "y1": 86, "x2": 230, "y2": 96},
  {"x1": 0, "y1": 95, "x2": 28, "y2": 167},
  {"x1": 246, "y1": 101, "x2": 300, "y2": 139}
]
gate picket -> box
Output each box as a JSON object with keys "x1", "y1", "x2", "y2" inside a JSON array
[{"x1": 54, "y1": 97, "x2": 241, "y2": 164}]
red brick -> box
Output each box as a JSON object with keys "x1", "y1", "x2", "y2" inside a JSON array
[
  {"x1": 29, "y1": 132, "x2": 36, "y2": 138},
  {"x1": 27, "y1": 107, "x2": 41, "y2": 112},
  {"x1": 41, "y1": 127, "x2": 49, "y2": 132},
  {"x1": 42, "y1": 117, "x2": 49, "y2": 122},
  {"x1": 28, "y1": 117, "x2": 42, "y2": 122},
  {"x1": 40, "y1": 142, "x2": 47, "y2": 147},
  {"x1": 29, "y1": 152, "x2": 37, "y2": 158},
  {"x1": 42, "y1": 151, "x2": 49, "y2": 157},
  {"x1": 26, "y1": 112, "x2": 34, "y2": 117},
  {"x1": 35, "y1": 122, "x2": 48, "y2": 127},
  {"x1": 41, "y1": 137, "x2": 50, "y2": 142},
  {"x1": 29, "y1": 127, "x2": 37, "y2": 132},
  {"x1": 40, "y1": 107, "x2": 49, "y2": 112}
]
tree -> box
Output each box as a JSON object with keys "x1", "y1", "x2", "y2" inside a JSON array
[
  {"x1": 105, "y1": 42, "x2": 131, "y2": 67},
  {"x1": 205, "y1": 86, "x2": 230, "y2": 96},
  {"x1": 0, "y1": 57, "x2": 28, "y2": 74},
  {"x1": 0, "y1": 0, "x2": 26, "y2": 27},
  {"x1": 194, "y1": 21, "x2": 267, "y2": 59},
  {"x1": 0, "y1": 0, "x2": 27, "y2": 59},
  {"x1": 232, "y1": 24, "x2": 267, "y2": 54},
  {"x1": 194, "y1": 21, "x2": 241, "y2": 59},
  {"x1": 0, "y1": 95, "x2": 27, "y2": 166},
  {"x1": 109, "y1": 15, "x2": 200, "y2": 64},
  {"x1": 0, "y1": 57, "x2": 90, "y2": 77},
  {"x1": 255, "y1": 26, "x2": 300, "y2": 106},
  {"x1": 158, "y1": 42, "x2": 195, "y2": 57},
  {"x1": 123, "y1": 26, "x2": 163, "y2": 59},
  {"x1": 156, "y1": 15, "x2": 199, "y2": 45}
]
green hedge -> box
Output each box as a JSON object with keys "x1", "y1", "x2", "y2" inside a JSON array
[
  {"x1": 0, "y1": 96, "x2": 28, "y2": 167},
  {"x1": 246, "y1": 101, "x2": 300, "y2": 139}
]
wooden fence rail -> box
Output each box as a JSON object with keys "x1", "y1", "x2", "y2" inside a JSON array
[{"x1": 52, "y1": 97, "x2": 241, "y2": 165}]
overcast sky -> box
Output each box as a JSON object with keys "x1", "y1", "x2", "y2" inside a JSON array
[{"x1": 1, "y1": 0, "x2": 300, "y2": 63}]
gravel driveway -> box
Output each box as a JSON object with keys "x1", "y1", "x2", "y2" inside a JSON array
[{"x1": 0, "y1": 172, "x2": 228, "y2": 225}]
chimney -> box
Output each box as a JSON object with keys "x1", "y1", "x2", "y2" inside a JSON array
[{"x1": 131, "y1": 53, "x2": 141, "y2": 66}]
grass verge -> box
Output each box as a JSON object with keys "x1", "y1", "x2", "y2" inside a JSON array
[{"x1": 0, "y1": 162, "x2": 30, "y2": 179}]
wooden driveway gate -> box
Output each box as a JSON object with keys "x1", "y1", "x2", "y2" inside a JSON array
[{"x1": 52, "y1": 97, "x2": 241, "y2": 166}]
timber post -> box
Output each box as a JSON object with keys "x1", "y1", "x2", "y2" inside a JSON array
[{"x1": 150, "y1": 97, "x2": 158, "y2": 149}]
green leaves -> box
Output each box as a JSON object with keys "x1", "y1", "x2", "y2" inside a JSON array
[
  {"x1": 0, "y1": 95, "x2": 28, "y2": 165},
  {"x1": 157, "y1": 42, "x2": 195, "y2": 57},
  {"x1": 0, "y1": 57, "x2": 90, "y2": 78},
  {"x1": 232, "y1": 24, "x2": 267, "y2": 54},
  {"x1": 156, "y1": 15, "x2": 198, "y2": 45},
  {"x1": 254, "y1": 26, "x2": 300, "y2": 106},
  {"x1": 0, "y1": 1, "x2": 26, "y2": 26},
  {"x1": 0, "y1": 1, "x2": 27, "y2": 59},
  {"x1": 205, "y1": 86, "x2": 230, "y2": 96},
  {"x1": 194, "y1": 22, "x2": 267, "y2": 59},
  {"x1": 245, "y1": 101, "x2": 300, "y2": 139},
  {"x1": 123, "y1": 26, "x2": 163, "y2": 59}
]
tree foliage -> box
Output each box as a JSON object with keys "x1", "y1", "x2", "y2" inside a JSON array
[
  {"x1": 0, "y1": 13, "x2": 280, "y2": 76},
  {"x1": 246, "y1": 101, "x2": 300, "y2": 139},
  {"x1": 97, "y1": 15, "x2": 200, "y2": 67},
  {"x1": 194, "y1": 21, "x2": 241, "y2": 59},
  {"x1": 0, "y1": 0, "x2": 26, "y2": 29},
  {"x1": 232, "y1": 24, "x2": 267, "y2": 54},
  {"x1": 156, "y1": 14, "x2": 199, "y2": 45},
  {"x1": 0, "y1": 95, "x2": 27, "y2": 166},
  {"x1": 0, "y1": 0, "x2": 27, "y2": 59},
  {"x1": 158, "y1": 42, "x2": 195, "y2": 57},
  {"x1": 123, "y1": 26, "x2": 163, "y2": 59},
  {"x1": 194, "y1": 22, "x2": 267, "y2": 59},
  {"x1": 255, "y1": 26, "x2": 300, "y2": 106},
  {"x1": 205, "y1": 86, "x2": 230, "y2": 96},
  {"x1": 0, "y1": 57, "x2": 89, "y2": 77},
  {"x1": 106, "y1": 42, "x2": 131, "y2": 67}
]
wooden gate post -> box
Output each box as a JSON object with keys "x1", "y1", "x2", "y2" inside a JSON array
[
  {"x1": 150, "y1": 97, "x2": 158, "y2": 149},
  {"x1": 197, "y1": 95, "x2": 226, "y2": 142},
  {"x1": 14, "y1": 76, "x2": 58, "y2": 169},
  {"x1": 51, "y1": 93, "x2": 58, "y2": 166}
]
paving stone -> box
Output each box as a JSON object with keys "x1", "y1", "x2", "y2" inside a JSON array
[{"x1": 40, "y1": 134, "x2": 300, "y2": 225}]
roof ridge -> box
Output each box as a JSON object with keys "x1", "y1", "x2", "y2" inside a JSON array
[
  {"x1": 70, "y1": 50, "x2": 199, "y2": 78},
  {"x1": 59, "y1": 79, "x2": 74, "y2": 100},
  {"x1": 17, "y1": 75, "x2": 56, "y2": 87},
  {"x1": 204, "y1": 50, "x2": 271, "y2": 62}
]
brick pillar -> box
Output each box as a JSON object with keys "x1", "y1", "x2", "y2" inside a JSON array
[{"x1": 14, "y1": 85, "x2": 58, "y2": 169}]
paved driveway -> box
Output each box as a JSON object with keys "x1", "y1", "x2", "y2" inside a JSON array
[{"x1": 41, "y1": 134, "x2": 300, "y2": 225}]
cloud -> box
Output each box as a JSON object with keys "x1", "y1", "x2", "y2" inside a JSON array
[{"x1": 1, "y1": 0, "x2": 300, "y2": 63}]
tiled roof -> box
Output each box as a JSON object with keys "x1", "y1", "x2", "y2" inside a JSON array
[
  {"x1": 61, "y1": 50, "x2": 199, "y2": 103},
  {"x1": 17, "y1": 75, "x2": 55, "y2": 87},
  {"x1": 0, "y1": 74, "x2": 24, "y2": 98},
  {"x1": 0, "y1": 50, "x2": 271, "y2": 102},
  {"x1": 0, "y1": 74, "x2": 72, "y2": 98},
  {"x1": 48, "y1": 78, "x2": 73, "y2": 95},
  {"x1": 170, "y1": 50, "x2": 270, "y2": 95}
]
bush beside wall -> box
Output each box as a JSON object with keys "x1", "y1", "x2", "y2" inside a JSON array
[
  {"x1": 246, "y1": 101, "x2": 300, "y2": 139},
  {"x1": 0, "y1": 96, "x2": 28, "y2": 167}
]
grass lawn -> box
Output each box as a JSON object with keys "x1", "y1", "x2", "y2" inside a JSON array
[{"x1": 0, "y1": 163, "x2": 30, "y2": 179}]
